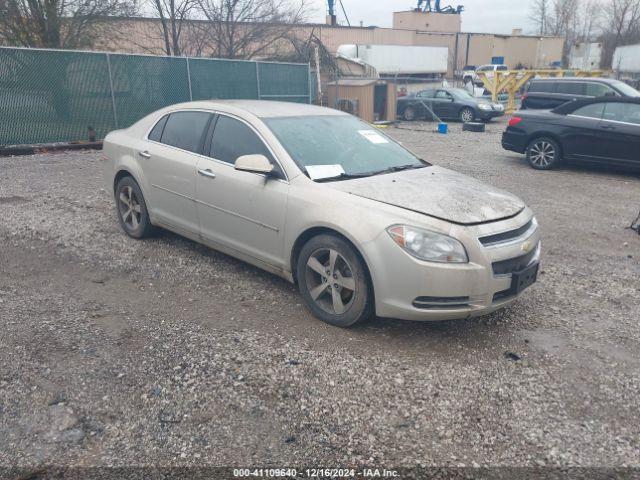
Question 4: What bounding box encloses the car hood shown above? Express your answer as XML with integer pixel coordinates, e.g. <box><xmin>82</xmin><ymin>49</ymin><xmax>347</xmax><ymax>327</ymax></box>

<box><xmin>326</xmin><ymin>166</ymin><xmax>525</xmax><ymax>225</ymax></box>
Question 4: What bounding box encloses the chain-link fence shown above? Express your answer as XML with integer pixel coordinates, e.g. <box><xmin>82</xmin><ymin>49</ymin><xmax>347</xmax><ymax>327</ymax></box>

<box><xmin>0</xmin><ymin>47</ymin><xmax>311</xmax><ymax>146</ymax></box>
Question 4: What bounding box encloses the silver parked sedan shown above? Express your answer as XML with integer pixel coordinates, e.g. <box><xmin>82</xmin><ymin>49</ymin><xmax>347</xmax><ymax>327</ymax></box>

<box><xmin>103</xmin><ymin>100</ymin><xmax>540</xmax><ymax>327</ymax></box>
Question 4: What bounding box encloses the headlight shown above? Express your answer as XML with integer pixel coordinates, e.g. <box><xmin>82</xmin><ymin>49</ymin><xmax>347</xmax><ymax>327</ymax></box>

<box><xmin>478</xmin><ymin>103</ymin><xmax>492</xmax><ymax>111</ymax></box>
<box><xmin>387</xmin><ymin>225</ymin><xmax>468</xmax><ymax>263</ymax></box>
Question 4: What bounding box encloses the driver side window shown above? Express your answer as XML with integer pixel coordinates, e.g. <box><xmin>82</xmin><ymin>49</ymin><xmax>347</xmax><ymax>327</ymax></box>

<box><xmin>209</xmin><ymin>115</ymin><xmax>284</xmax><ymax>178</ymax></box>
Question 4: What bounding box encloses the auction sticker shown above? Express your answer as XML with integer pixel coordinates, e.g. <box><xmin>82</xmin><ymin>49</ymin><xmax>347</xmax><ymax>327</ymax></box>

<box><xmin>358</xmin><ymin>130</ymin><xmax>389</xmax><ymax>144</ymax></box>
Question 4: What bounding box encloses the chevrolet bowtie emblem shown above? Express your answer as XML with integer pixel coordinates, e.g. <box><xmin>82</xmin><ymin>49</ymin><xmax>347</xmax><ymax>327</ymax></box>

<box><xmin>521</xmin><ymin>241</ymin><xmax>532</xmax><ymax>253</ymax></box>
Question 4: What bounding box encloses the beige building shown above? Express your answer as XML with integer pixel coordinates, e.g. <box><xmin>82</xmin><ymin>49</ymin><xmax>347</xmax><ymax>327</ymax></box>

<box><xmin>393</xmin><ymin>10</ymin><xmax>462</xmax><ymax>33</ymax></box>
<box><xmin>90</xmin><ymin>11</ymin><xmax>564</xmax><ymax>77</ymax></box>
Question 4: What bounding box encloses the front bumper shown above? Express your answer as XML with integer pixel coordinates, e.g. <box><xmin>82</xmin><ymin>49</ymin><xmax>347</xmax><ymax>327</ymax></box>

<box><xmin>363</xmin><ymin>209</ymin><xmax>540</xmax><ymax>321</ymax></box>
<box><xmin>478</xmin><ymin>108</ymin><xmax>505</xmax><ymax>120</ymax></box>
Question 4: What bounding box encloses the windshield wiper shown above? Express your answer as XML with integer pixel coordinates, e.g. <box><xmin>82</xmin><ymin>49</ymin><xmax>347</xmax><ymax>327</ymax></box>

<box><xmin>313</xmin><ymin>164</ymin><xmax>428</xmax><ymax>182</ymax></box>
<box><xmin>313</xmin><ymin>172</ymin><xmax>373</xmax><ymax>182</ymax></box>
<box><xmin>370</xmin><ymin>164</ymin><xmax>429</xmax><ymax>176</ymax></box>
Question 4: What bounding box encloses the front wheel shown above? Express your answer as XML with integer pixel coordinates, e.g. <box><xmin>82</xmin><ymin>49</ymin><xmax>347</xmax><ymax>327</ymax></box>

<box><xmin>459</xmin><ymin>107</ymin><xmax>475</xmax><ymax>123</ymax></box>
<box><xmin>296</xmin><ymin>234</ymin><xmax>373</xmax><ymax>327</ymax></box>
<box><xmin>115</xmin><ymin>176</ymin><xmax>155</xmax><ymax>238</ymax></box>
<box><xmin>526</xmin><ymin>137</ymin><xmax>561</xmax><ymax>170</ymax></box>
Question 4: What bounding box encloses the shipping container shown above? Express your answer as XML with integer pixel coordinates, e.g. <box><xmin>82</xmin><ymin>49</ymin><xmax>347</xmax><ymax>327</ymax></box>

<box><xmin>613</xmin><ymin>43</ymin><xmax>640</xmax><ymax>74</ymax></box>
<box><xmin>337</xmin><ymin>44</ymin><xmax>448</xmax><ymax>75</ymax></box>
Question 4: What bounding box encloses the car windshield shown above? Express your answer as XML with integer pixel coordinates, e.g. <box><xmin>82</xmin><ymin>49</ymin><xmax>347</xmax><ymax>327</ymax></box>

<box><xmin>611</xmin><ymin>80</ymin><xmax>640</xmax><ymax>97</ymax></box>
<box><xmin>264</xmin><ymin>115</ymin><xmax>428</xmax><ymax>180</ymax></box>
<box><xmin>451</xmin><ymin>88</ymin><xmax>474</xmax><ymax>99</ymax></box>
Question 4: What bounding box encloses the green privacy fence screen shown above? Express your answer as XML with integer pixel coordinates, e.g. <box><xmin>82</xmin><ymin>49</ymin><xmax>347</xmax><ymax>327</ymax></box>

<box><xmin>0</xmin><ymin>46</ymin><xmax>311</xmax><ymax>146</ymax></box>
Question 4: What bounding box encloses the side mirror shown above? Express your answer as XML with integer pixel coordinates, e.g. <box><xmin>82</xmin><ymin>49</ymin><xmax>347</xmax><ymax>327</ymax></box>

<box><xmin>234</xmin><ymin>154</ymin><xmax>274</xmax><ymax>175</ymax></box>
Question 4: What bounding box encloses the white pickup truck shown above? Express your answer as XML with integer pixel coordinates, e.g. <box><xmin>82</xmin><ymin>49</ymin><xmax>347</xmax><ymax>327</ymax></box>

<box><xmin>463</xmin><ymin>64</ymin><xmax>509</xmax><ymax>86</ymax></box>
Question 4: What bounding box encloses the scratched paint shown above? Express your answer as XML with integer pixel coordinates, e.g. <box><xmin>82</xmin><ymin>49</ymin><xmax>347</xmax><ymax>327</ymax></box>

<box><xmin>327</xmin><ymin>166</ymin><xmax>525</xmax><ymax>225</ymax></box>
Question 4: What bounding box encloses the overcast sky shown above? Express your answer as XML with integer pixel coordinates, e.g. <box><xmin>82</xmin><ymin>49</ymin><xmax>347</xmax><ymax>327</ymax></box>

<box><xmin>308</xmin><ymin>0</ymin><xmax>537</xmax><ymax>34</ymax></box>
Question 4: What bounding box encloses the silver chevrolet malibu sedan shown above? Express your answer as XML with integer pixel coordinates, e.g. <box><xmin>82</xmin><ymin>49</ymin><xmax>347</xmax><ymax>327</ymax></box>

<box><xmin>103</xmin><ymin>100</ymin><xmax>540</xmax><ymax>327</ymax></box>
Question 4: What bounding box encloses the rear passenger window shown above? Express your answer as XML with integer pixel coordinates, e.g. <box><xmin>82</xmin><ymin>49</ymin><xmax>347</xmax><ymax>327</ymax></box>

<box><xmin>528</xmin><ymin>81</ymin><xmax>555</xmax><ymax>93</ymax></box>
<box><xmin>572</xmin><ymin>103</ymin><xmax>605</xmax><ymax>119</ymax></box>
<box><xmin>556</xmin><ymin>82</ymin><xmax>585</xmax><ymax>95</ymax></box>
<box><xmin>210</xmin><ymin>115</ymin><xmax>273</xmax><ymax>165</ymax></box>
<box><xmin>148</xmin><ymin>115</ymin><xmax>168</xmax><ymax>142</ymax></box>
<box><xmin>160</xmin><ymin>111</ymin><xmax>211</xmax><ymax>153</ymax></box>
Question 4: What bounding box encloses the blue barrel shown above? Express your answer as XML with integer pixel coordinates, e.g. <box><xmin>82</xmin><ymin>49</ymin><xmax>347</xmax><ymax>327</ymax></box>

<box><xmin>438</xmin><ymin>122</ymin><xmax>448</xmax><ymax>134</ymax></box>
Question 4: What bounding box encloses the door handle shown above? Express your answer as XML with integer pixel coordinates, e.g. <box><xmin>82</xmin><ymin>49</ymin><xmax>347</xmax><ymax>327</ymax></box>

<box><xmin>600</xmin><ymin>124</ymin><xmax>616</xmax><ymax>130</ymax></box>
<box><xmin>138</xmin><ymin>150</ymin><xmax>151</xmax><ymax>159</ymax></box>
<box><xmin>198</xmin><ymin>168</ymin><xmax>216</xmax><ymax>179</ymax></box>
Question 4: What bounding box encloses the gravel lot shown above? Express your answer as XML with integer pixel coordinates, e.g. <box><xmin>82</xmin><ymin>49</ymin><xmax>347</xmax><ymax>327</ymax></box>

<box><xmin>1</xmin><ymin>120</ymin><xmax>639</xmax><ymax>474</ymax></box>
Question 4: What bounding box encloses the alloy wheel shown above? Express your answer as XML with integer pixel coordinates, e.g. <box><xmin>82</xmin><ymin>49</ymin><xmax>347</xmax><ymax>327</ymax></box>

<box><xmin>304</xmin><ymin>248</ymin><xmax>356</xmax><ymax>315</ymax></box>
<box><xmin>529</xmin><ymin>140</ymin><xmax>556</xmax><ymax>168</ymax></box>
<box><xmin>118</xmin><ymin>185</ymin><xmax>142</xmax><ymax>230</ymax></box>
<box><xmin>461</xmin><ymin>108</ymin><xmax>474</xmax><ymax>123</ymax></box>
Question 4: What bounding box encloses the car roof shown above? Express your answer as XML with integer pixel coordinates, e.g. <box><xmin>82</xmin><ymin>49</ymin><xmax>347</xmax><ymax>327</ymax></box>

<box><xmin>157</xmin><ymin>100</ymin><xmax>346</xmax><ymax>119</ymax></box>
<box><xmin>552</xmin><ymin>96</ymin><xmax>640</xmax><ymax>114</ymax></box>
<box><xmin>531</xmin><ymin>77</ymin><xmax>620</xmax><ymax>84</ymax></box>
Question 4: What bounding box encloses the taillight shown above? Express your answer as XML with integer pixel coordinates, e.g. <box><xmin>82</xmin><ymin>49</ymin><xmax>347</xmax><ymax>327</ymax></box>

<box><xmin>508</xmin><ymin>116</ymin><xmax>523</xmax><ymax>127</ymax></box>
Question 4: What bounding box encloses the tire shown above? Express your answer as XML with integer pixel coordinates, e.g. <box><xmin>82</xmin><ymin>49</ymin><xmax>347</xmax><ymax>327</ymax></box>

<box><xmin>115</xmin><ymin>176</ymin><xmax>155</xmax><ymax>239</ymax></box>
<box><xmin>459</xmin><ymin>107</ymin><xmax>475</xmax><ymax>123</ymax></box>
<box><xmin>462</xmin><ymin>122</ymin><xmax>485</xmax><ymax>132</ymax></box>
<box><xmin>296</xmin><ymin>234</ymin><xmax>373</xmax><ymax>327</ymax></box>
<box><xmin>526</xmin><ymin>137</ymin><xmax>561</xmax><ymax>170</ymax></box>
<box><xmin>403</xmin><ymin>106</ymin><xmax>416</xmax><ymax>121</ymax></box>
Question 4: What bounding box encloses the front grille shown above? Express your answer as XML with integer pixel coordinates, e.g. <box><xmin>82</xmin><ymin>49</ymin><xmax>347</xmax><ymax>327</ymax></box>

<box><xmin>479</xmin><ymin>220</ymin><xmax>533</xmax><ymax>246</ymax></box>
<box><xmin>413</xmin><ymin>296</ymin><xmax>470</xmax><ymax>309</ymax></box>
<box><xmin>492</xmin><ymin>248</ymin><xmax>537</xmax><ymax>275</ymax></box>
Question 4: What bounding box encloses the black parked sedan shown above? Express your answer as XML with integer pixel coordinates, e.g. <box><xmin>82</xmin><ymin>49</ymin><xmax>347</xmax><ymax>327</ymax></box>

<box><xmin>397</xmin><ymin>88</ymin><xmax>505</xmax><ymax>122</ymax></box>
<box><xmin>502</xmin><ymin>98</ymin><xmax>640</xmax><ymax>170</ymax></box>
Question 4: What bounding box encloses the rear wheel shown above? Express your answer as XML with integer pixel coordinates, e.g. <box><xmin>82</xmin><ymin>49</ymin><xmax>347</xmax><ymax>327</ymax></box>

<box><xmin>115</xmin><ymin>176</ymin><xmax>155</xmax><ymax>238</ymax></box>
<box><xmin>296</xmin><ymin>234</ymin><xmax>373</xmax><ymax>327</ymax></box>
<box><xmin>459</xmin><ymin>107</ymin><xmax>475</xmax><ymax>123</ymax></box>
<box><xmin>526</xmin><ymin>137</ymin><xmax>561</xmax><ymax>170</ymax></box>
<box><xmin>403</xmin><ymin>106</ymin><xmax>416</xmax><ymax>121</ymax></box>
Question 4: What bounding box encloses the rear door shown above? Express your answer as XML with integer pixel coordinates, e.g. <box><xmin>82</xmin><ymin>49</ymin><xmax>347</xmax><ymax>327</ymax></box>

<box><xmin>595</xmin><ymin>102</ymin><xmax>640</xmax><ymax>166</ymax></box>
<box><xmin>563</xmin><ymin>102</ymin><xmax>606</xmax><ymax>161</ymax></box>
<box><xmin>143</xmin><ymin>110</ymin><xmax>212</xmax><ymax>234</ymax></box>
<box><xmin>432</xmin><ymin>90</ymin><xmax>456</xmax><ymax>119</ymax></box>
<box><xmin>414</xmin><ymin>89</ymin><xmax>435</xmax><ymax>119</ymax></box>
<box><xmin>194</xmin><ymin>114</ymin><xmax>289</xmax><ymax>269</ymax></box>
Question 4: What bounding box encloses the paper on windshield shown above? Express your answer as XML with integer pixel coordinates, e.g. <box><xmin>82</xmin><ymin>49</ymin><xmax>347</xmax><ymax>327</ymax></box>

<box><xmin>358</xmin><ymin>130</ymin><xmax>389</xmax><ymax>144</ymax></box>
<box><xmin>306</xmin><ymin>164</ymin><xmax>345</xmax><ymax>180</ymax></box>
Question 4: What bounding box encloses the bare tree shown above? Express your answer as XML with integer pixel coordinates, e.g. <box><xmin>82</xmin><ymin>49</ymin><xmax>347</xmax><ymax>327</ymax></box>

<box><xmin>196</xmin><ymin>0</ymin><xmax>309</xmax><ymax>59</ymax></box>
<box><xmin>576</xmin><ymin>0</ymin><xmax>600</xmax><ymax>42</ymax></box>
<box><xmin>0</xmin><ymin>0</ymin><xmax>138</xmax><ymax>49</ymax></box>
<box><xmin>600</xmin><ymin>0</ymin><xmax>640</xmax><ymax>67</ymax></box>
<box><xmin>529</xmin><ymin>0</ymin><xmax>549</xmax><ymax>35</ymax></box>
<box><xmin>145</xmin><ymin>0</ymin><xmax>200</xmax><ymax>56</ymax></box>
